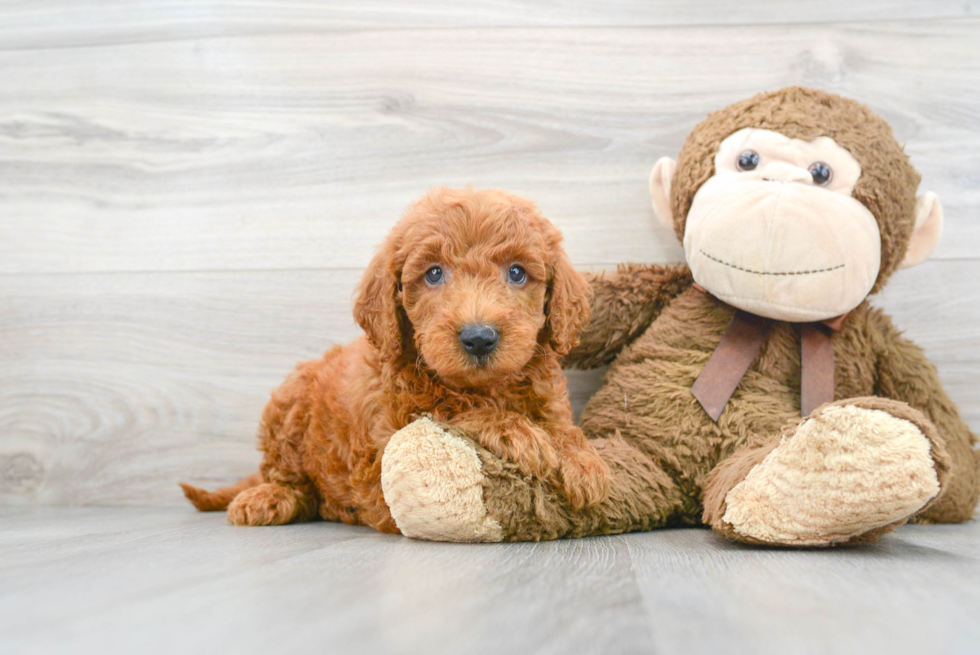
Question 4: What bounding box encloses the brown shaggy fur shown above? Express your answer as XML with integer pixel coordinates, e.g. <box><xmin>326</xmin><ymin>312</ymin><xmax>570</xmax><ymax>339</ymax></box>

<box><xmin>181</xmin><ymin>187</ymin><xmax>608</xmax><ymax>529</ymax></box>
<box><xmin>426</xmin><ymin>88</ymin><xmax>980</xmax><ymax>543</ymax></box>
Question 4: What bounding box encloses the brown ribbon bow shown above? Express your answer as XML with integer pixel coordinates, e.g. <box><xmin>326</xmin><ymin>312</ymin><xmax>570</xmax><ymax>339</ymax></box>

<box><xmin>690</xmin><ymin>306</ymin><xmax>842</xmax><ymax>423</ymax></box>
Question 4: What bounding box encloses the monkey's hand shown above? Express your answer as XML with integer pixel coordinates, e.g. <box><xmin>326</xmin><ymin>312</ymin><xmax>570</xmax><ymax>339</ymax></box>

<box><xmin>564</xmin><ymin>263</ymin><xmax>692</xmax><ymax>369</ymax></box>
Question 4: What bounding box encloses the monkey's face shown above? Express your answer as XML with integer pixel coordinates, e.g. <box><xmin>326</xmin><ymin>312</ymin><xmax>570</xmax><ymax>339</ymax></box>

<box><xmin>683</xmin><ymin>128</ymin><xmax>881</xmax><ymax>322</ymax></box>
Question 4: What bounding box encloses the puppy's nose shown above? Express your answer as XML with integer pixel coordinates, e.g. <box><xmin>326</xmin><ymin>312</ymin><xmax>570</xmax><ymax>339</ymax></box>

<box><xmin>459</xmin><ymin>324</ymin><xmax>498</xmax><ymax>358</ymax></box>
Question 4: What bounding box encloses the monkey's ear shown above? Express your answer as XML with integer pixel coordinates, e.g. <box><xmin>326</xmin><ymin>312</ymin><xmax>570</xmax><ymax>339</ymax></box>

<box><xmin>900</xmin><ymin>191</ymin><xmax>943</xmax><ymax>269</ymax></box>
<box><xmin>649</xmin><ymin>157</ymin><xmax>677</xmax><ymax>230</ymax></box>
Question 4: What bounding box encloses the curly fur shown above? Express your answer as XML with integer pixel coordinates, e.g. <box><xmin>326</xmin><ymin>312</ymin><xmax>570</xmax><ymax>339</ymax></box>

<box><xmin>180</xmin><ymin>187</ymin><xmax>607</xmax><ymax>529</ymax></box>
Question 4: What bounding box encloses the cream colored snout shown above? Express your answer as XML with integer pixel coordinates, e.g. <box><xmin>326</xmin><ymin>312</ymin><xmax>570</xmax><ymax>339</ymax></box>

<box><xmin>648</xmin><ymin>128</ymin><xmax>944</xmax><ymax>321</ymax></box>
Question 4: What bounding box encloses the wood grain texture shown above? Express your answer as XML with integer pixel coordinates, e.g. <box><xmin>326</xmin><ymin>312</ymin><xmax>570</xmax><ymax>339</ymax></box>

<box><xmin>1</xmin><ymin>507</ymin><xmax>979</xmax><ymax>655</ymax></box>
<box><xmin>0</xmin><ymin>3</ymin><xmax>978</xmax><ymax>507</ymax></box>
<box><xmin>2</xmin><ymin>19</ymin><xmax>980</xmax><ymax>274</ymax></box>
<box><xmin>0</xmin><ymin>0</ymin><xmax>975</xmax><ymax>49</ymax></box>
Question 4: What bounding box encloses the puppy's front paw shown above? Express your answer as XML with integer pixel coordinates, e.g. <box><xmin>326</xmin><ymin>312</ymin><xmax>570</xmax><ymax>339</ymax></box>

<box><xmin>493</xmin><ymin>430</ymin><xmax>561</xmax><ymax>480</ymax></box>
<box><xmin>454</xmin><ymin>411</ymin><xmax>560</xmax><ymax>480</ymax></box>
<box><xmin>559</xmin><ymin>448</ymin><xmax>610</xmax><ymax>510</ymax></box>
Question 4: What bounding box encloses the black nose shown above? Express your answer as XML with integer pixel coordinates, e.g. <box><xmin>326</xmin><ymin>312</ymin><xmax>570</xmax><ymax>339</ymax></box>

<box><xmin>459</xmin><ymin>324</ymin><xmax>498</xmax><ymax>358</ymax></box>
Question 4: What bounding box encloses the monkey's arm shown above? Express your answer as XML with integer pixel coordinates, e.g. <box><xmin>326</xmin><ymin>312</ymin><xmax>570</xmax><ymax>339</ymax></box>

<box><xmin>868</xmin><ymin>308</ymin><xmax>980</xmax><ymax>522</ymax></box>
<box><xmin>564</xmin><ymin>263</ymin><xmax>692</xmax><ymax>369</ymax></box>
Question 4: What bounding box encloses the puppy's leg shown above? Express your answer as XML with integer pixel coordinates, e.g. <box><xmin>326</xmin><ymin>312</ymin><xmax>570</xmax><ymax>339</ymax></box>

<box><xmin>452</xmin><ymin>410</ymin><xmax>560</xmax><ymax>480</ymax></box>
<box><xmin>551</xmin><ymin>425</ymin><xmax>610</xmax><ymax>510</ymax></box>
<box><xmin>227</xmin><ymin>479</ymin><xmax>318</xmax><ymax>526</ymax></box>
<box><xmin>452</xmin><ymin>411</ymin><xmax>609</xmax><ymax>510</ymax></box>
<box><xmin>231</xmin><ymin>371</ymin><xmax>319</xmax><ymax>526</ymax></box>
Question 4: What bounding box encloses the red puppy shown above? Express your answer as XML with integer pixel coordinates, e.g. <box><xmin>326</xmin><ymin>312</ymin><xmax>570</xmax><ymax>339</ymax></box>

<box><xmin>181</xmin><ymin>187</ymin><xmax>609</xmax><ymax>531</ymax></box>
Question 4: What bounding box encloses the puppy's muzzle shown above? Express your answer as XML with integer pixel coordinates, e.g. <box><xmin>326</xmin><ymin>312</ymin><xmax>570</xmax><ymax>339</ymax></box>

<box><xmin>459</xmin><ymin>324</ymin><xmax>498</xmax><ymax>359</ymax></box>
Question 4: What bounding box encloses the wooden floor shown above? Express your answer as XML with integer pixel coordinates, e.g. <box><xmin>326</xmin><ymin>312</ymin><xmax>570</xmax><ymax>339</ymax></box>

<box><xmin>2</xmin><ymin>3</ymin><xmax>980</xmax><ymax>653</ymax></box>
<box><xmin>2</xmin><ymin>506</ymin><xmax>979</xmax><ymax>655</ymax></box>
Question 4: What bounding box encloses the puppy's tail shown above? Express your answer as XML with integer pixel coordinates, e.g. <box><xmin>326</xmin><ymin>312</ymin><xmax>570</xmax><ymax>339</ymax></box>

<box><xmin>180</xmin><ymin>472</ymin><xmax>263</xmax><ymax>511</ymax></box>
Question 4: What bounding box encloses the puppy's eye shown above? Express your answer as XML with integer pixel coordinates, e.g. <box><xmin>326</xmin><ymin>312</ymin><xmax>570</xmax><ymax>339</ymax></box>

<box><xmin>508</xmin><ymin>264</ymin><xmax>527</xmax><ymax>285</ymax></box>
<box><xmin>425</xmin><ymin>266</ymin><xmax>444</xmax><ymax>286</ymax></box>
<box><xmin>808</xmin><ymin>162</ymin><xmax>833</xmax><ymax>186</ymax></box>
<box><xmin>737</xmin><ymin>150</ymin><xmax>760</xmax><ymax>171</ymax></box>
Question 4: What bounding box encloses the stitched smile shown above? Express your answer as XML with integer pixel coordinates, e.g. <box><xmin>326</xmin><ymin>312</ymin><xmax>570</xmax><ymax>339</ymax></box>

<box><xmin>699</xmin><ymin>250</ymin><xmax>845</xmax><ymax>276</ymax></box>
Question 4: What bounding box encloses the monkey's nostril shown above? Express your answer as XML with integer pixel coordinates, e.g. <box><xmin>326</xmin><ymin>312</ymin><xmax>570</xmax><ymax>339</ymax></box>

<box><xmin>459</xmin><ymin>324</ymin><xmax>498</xmax><ymax>358</ymax></box>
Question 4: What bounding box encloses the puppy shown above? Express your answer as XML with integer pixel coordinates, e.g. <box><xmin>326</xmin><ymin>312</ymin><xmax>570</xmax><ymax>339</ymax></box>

<box><xmin>181</xmin><ymin>187</ymin><xmax>609</xmax><ymax>531</ymax></box>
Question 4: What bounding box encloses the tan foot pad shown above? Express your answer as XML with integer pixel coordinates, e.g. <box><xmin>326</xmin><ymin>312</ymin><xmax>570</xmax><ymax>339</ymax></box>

<box><xmin>381</xmin><ymin>417</ymin><xmax>503</xmax><ymax>543</ymax></box>
<box><xmin>723</xmin><ymin>405</ymin><xmax>941</xmax><ymax>546</ymax></box>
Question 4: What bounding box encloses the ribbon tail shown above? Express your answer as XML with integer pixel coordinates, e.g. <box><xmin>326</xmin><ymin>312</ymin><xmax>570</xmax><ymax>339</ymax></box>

<box><xmin>691</xmin><ymin>311</ymin><xmax>772</xmax><ymax>422</ymax></box>
<box><xmin>800</xmin><ymin>323</ymin><xmax>835</xmax><ymax>417</ymax></box>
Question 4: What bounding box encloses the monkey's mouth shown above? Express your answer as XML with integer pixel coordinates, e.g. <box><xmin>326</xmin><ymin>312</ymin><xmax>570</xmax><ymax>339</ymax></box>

<box><xmin>699</xmin><ymin>250</ymin><xmax>845</xmax><ymax>277</ymax></box>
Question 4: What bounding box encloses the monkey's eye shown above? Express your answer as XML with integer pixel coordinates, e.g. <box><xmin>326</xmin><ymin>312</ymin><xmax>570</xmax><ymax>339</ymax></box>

<box><xmin>808</xmin><ymin>162</ymin><xmax>833</xmax><ymax>186</ymax></box>
<box><xmin>507</xmin><ymin>264</ymin><xmax>527</xmax><ymax>285</ymax></box>
<box><xmin>425</xmin><ymin>266</ymin><xmax>444</xmax><ymax>286</ymax></box>
<box><xmin>736</xmin><ymin>150</ymin><xmax>760</xmax><ymax>171</ymax></box>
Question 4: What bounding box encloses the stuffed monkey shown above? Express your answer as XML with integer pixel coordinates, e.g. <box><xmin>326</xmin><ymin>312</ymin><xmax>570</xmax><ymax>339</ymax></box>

<box><xmin>380</xmin><ymin>87</ymin><xmax>980</xmax><ymax>546</ymax></box>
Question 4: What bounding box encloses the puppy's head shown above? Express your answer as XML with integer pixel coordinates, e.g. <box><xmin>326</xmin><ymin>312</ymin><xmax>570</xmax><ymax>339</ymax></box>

<box><xmin>353</xmin><ymin>187</ymin><xmax>590</xmax><ymax>388</ymax></box>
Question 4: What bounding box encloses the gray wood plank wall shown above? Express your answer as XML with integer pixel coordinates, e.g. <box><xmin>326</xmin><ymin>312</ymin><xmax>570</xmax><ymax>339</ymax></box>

<box><xmin>2</xmin><ymin>1</ymin><xmax>979</xmax><ymax>506</ymax></box>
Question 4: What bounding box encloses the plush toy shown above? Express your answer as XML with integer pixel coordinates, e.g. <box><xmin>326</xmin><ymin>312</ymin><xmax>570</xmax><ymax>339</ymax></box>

<box><xmin>380</xmin><ymin>87</ymin><xmax>980</xmax><ymax>546</ymax></box>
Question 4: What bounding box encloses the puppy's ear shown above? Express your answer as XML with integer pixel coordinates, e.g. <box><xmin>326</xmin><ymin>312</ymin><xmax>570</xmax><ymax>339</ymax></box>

<box><xmin>545</xmin><ymin>239</ymin><xmax>592</xmax><ymax>356</ymax></box>
<box><xmin>353</xmin><ymin>239</ymin><xmax>404</xmax><ymax>362</ymax></box>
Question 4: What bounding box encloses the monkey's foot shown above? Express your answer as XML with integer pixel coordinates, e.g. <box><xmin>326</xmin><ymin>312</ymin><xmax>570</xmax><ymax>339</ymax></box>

<box><xmin>381</xmin><ymin>417</ymin><xmax>503</xmax><ymax>543</ymax></box>
<box><xmin>714</xmin><ymin>398</ymin><xmax>948</xmax><ymax>546</ymax></box>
